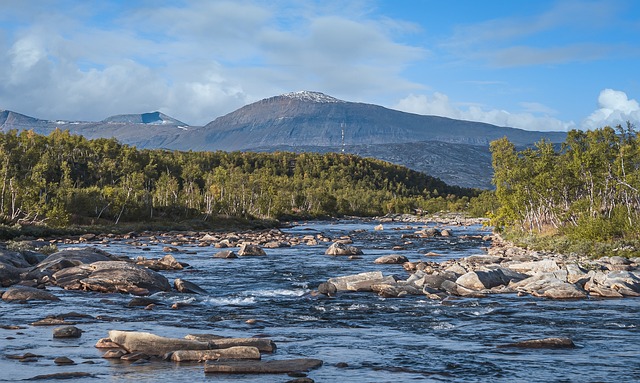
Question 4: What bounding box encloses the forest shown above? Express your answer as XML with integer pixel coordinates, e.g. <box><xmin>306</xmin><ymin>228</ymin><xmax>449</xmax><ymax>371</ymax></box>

<box><xmin>490</xmin><ymin>123</ymin><xmax>640</xmax><ymax>255</ymax></box>
<box><xmin>0</xmin><ymin>129</ymin><xmax>476</xmax><ymax>230</ymax></box>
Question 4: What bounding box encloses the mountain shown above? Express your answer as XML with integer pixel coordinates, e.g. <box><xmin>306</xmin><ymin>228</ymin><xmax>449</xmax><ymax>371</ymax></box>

<box><xmin>0</xmin><ymin>110</ymin><xmax>189</xmax><ymax>149</ymax></box>
<box><xmin>0</xmin><ymin>92</ymin><xmax>567</xmax><ymax>189</ymax></box>
<box><xmin>172</xmin><ymin>91</ymin><xmax>566</xmax><ymax>151</ymax></box>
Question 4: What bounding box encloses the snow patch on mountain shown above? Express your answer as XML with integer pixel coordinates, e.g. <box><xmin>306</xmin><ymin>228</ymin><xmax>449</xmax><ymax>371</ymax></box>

<box><xmin>281</xmin><ymin>91</ymin><xmax>345</xmax><ymax>103</ymax></box>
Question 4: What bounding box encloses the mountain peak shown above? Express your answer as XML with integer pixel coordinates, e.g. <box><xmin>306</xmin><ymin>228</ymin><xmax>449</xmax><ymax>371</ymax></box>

<box><xmin>280</xmin><ymin>91</ymin><xmax>345</xmax><ymax>104</ymax></box>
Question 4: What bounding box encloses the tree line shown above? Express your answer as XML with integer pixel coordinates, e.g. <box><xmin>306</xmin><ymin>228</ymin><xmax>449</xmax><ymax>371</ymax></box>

<box><xmin>490</xmin><ymin>123</ymin><xmax>640</xmax><ymax>242</ymax></box>
<box><xmin>0</xmin><ymin>129</ymin><xmax>476</xmax><ymax>227</ymax></box>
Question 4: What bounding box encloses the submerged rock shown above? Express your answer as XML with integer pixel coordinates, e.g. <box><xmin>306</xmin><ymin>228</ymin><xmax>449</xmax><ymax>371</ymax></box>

<box><xmin>497</xmin><ymin>337</ymin><xmax>575</xmax><ymax>349</ymax></box>
<box><xmin>204</xmin><ymin>358</ymin><xmax>323</xmax><ymax>374</ymax></box>
<box><xmin>174</xmin><ymin>278</ymin><xmax>208</xmax><ymax>294</ymax></box>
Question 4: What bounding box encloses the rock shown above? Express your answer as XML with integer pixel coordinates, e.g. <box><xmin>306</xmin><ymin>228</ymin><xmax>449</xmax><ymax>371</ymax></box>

<box><xmin>0</xmin><ymin>263</ymin><xmax>21</xmax><ymax>287</ymax></box>
<box><xmin>346</xmin><ymin>276</ymin><xmax>397</xmax><ymax>292</ymax></box>
<box><xmin>127</xmin><ymin>297</ymin><xmax>161</xmax><ymax>307</ymax></box>
<box><xmin>204</xmin><ymin>358</ymin><xmax>323</xmax><ymax>374</ymax></box>
<box><xmin>497</xmin><ymin>337</ymin><xmax>575</xmax><ymax>349</ymax></box>
<box><xmin>171</xmin><ymin>346</ymin><xmax>261</xmax><ymax>362</ymax></box>
<box><xmin>327</xmin><ymin>271</ymin><xmax>385</xmax><ymax>291</ymax></box>
<box><xmin>374</xmin><ymin>255</ymin><xmax>409</xmax><ymax>264</ymax></box>
<box><xmin>108</xmin><ymin>330</ymin><xmax>209</xmax><ymax>355</ymax></box>
<box><xmin>120</xmin><ymin>352</ymin><xmax>150</xmax><ymax>361</ymax></box>
<box><xmin>53</xmin><ymin>261</ymin><xmax>171</xmax><ymax>296</ymax></box>
<box><xmin>325</xmin><ymin>242</ymin><xmax>363</xmax><ymax>256</ymax></box>
<box><xmin>507</xmin><ymin>259</ymin><xmax>560</xmax><ymax>274</ymax></box>
<box><xmin>53</xmin><ymin>356</ymin><xmax>75</xmax><ymax>365</ymax></box>
<box><xmin>213</xmin><ymin>250</ymin><xmax>237</xmax><ymax>259</ymax></box>
<box><xmin>417</xmin><ymin>228</ymin><xmax>440</xmax><ymax>237</ymax></box>
<box><xmin>174</xmin><ymin>278</ymin><xmax>208</xmax><ymax>294</ymax></box>
<box><xmin>6</xmin><ymin>352</ymin><xmax>43</xmax><ymax>360</ymax></box>
<box><xmin>137</xmin><ymin>254</ymin><xmax>184</xmax><ymax>271</ymax></box>
<box><xmin>317</xmin><ymin>282</ymin><xmax>337</xmax><ymax>296</ymax></box>
<box><xmin>95</xmin><ymin>338</ymin><xmax>122</xmax><ymax>348</ymax></box>
<box><xmin>2</xmin><ymin>286</ymin><xmax>60</xmax><ymax>302</ymax></box>
<box><xmin>371</xmin><ymin>283</ymin><xmax>423</xmax><ymax>298</ymax></box>
<box><xmin>374</xmin><ymin>224</ymin><xmax>384</xmax><ymax>231</ymax></box>
<box><xmin>455</xmin><ymin>269</ymin><xmax>511</xmax><ymax>290</ymax></box>
<box><xmin>238</xmin><ymin>244</ymin><xmax>266</xmax><ymax>256</ymax></box>
<box><xmin>286</xmin><ymin>378</ymin><xmax>314</xmax><ymax>383</ymax></box>
<box><xmin>424</xmin><ymin>252</ymin><xmax>441</xmax><ymax>257</ymax></box>
<box><xmin>29</xmin><ymin>247</ymin><xmax>119</xmax><ymax>279</ymax></box>
<box><xmin>53</xmin><ymin>326</ymin><xmax>82</xmax><ymax>338</ymax></box>
<box><xmin>206</xmin><ymin>337</ymin><xmax>277</xmax><ymax>353</ymax></box>
<box><xmin>584</xmin><ymin>271</ymin><xmax>640</xmax><ymax>297</ymax></box>
<box><xmin>511</xmin><ymin>271</ymin><xmax>587</xmax><ymax>299</ymax></box>
<box><xmin>440</xmin><ymin>229</ymin><xmax>453</xmax><ymax>237</ymax></box>
<box><xmin>102</xmin><ymin>349</ymin><xmax>127</xmax><ymax>359</ymax></box>
<box><xmin>26</xmin><ymin>372</ymin><xmax>94</xmax><ymax>380</ymax></box>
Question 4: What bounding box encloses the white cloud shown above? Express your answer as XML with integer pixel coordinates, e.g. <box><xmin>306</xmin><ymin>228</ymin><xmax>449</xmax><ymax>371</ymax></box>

<box><xmin>394</xmin><ymin>93</ymin><xmax>575</xmax><ymax>132</ymax></box>
<box><xmin>0</xmin><ymin>1</ymin><xmax>426</xmax><ymax>124</ymax></box>
<box><xmin>582</xmin><ymin>89</ymin><xmax>640</xmax><ymax>129</ymax></box>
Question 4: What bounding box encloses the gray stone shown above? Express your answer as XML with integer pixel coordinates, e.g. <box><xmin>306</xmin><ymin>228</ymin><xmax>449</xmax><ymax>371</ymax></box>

<box><xmin>374</xmin><ymin>254</ymin><xmax>409</xmax><ymax>264</ymax></box>
<box><xmin>2</xmin><ymin>286</ymin><xmax>60</xmax><ymax>302</ymax></box>
<box><xmin>213</xmin><ymin>250</ymin><xmax>237</xmax><ymax>259</ymax></box>
<box><xmin>325</xmin><ymin>242</ymin><xmax>363</xmax><ymax>256</ymax></box>
<box><xmin>497</xmin><ymin>337</ymin><xmax>575</xmax><ymax>349</ymax></box>
<box><xmin>174</xmin><ymin>278</ymin><xmax>208</xmax><ymax>294</ymax></box>
<box><xmin>53</xmin><ymin>261</ymin><xmax>171</xmax><ymax>296</ymax></box>
<box><xmin>108</xmin><ymin>330</ymin><xmax>209</xmax><ymax>355</ymax></box>
<box><xmin>327</xmin><ymin>271</ymin><xmax>385</xmax><ymax>291</ymax></box>
<box><xmin>53</xmin><ymin>326</ymin><xmax>82</xmax><ymax>338</ymax></box>
<box><xmin>238</xmin><ymin>244</ymin><xmax>266</xmax><ymax>256</ymax></box>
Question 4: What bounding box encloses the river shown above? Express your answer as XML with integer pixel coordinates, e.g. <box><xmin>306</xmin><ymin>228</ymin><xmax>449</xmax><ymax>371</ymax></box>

<box><xmin>1</xmin><ymin>219</ymin><xmax>639</xmax><ymax>382</ymax></box>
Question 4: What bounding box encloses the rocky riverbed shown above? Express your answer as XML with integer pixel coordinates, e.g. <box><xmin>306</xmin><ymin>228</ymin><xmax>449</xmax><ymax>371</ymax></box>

<box><xmin>1</xmin><ymin>217</ymin><xmax>639</xmax><ymax>382</ymax></box>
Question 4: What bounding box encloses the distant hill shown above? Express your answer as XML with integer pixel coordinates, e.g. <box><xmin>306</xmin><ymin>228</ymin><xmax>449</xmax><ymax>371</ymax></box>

<box><xmin>0</xmin><ymin>92</ymin><xmax>567</xmax><ymax>189</ymax></box>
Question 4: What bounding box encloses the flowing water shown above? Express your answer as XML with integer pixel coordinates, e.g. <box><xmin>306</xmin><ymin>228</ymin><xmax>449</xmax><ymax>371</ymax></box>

<box><xmin>1</xmin><ymin>220</ymin><xmax>639</xmax><ymax>382</ymax></box>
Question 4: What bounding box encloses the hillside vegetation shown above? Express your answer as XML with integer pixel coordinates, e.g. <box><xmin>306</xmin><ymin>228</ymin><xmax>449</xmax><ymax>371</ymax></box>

<box><xmin>490</xmin><ymin>123</ymin><xmax>640</xmax><ymax>257</ymax></box>
<box><xmin>0</xmin><ymin>129</ymin><xmax>475</xmax><ymax>231</ymax></box>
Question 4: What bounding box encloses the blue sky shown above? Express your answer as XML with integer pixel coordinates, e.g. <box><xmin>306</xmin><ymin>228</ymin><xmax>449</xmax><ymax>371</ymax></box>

<box><xmin>1</xmin><ymin>0</ymin><xmax>639</xmax><ymax>131</ymax></box>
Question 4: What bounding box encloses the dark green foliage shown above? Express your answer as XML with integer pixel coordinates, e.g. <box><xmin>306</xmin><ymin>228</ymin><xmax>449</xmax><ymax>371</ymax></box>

<box><xmin>0</xmin><ymin>129</ymin><xmax>475</xmax><ymax>227</ymax></box>
<box><xmin>490</xmin><ymin>123</ymin><xmax>640</xmax><ymax>254</ymax></box>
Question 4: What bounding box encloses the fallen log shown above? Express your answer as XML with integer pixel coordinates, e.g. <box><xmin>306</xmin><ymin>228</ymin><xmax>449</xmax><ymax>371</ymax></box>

<box><xmin>204</xmin><ymin>358</ymin><xmax>323</xmax><ymax>374</ymax></box>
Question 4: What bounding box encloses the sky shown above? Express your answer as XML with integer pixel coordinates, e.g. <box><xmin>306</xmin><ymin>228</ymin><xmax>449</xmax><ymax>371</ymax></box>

<box><xmin>1</xmin><ymin>0</ymin><xmax>639</xmax><ymax>131</ymax></box>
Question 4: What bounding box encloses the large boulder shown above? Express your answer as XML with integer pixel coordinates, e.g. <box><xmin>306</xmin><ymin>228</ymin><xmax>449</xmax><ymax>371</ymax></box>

<box><xmin>27</xmin><ymin>248</ymin><xmax>122</xmax><ymax>280</ymax></box>
<box><xmin>325</xmin><ymin>242</ymin><xmax>363</xmax><ymax>256</ymax></box>
<box><xmin>137</xmin><ymin>254</ymin><xmax>185</xmax><ymax>271</ymax></box>
<box><xmin>108</xmin><ymin>330</ymin><xmax>209</xmax><ymax>355</ymax></box>
<box><xmin>0</xmin><ymin>249</ymin><xmax>33</xmax><ymax>268</ymax></box>
<box><xmin>510</xmin><ymin>271</ymin><xmax>587</xmax><ymax>299</ymax></box>
<box><xmin>238</xmin><ymin>244</ymin><xmax>266</xmax><ymax>256</ymax></box>
<box><xmin>327</xmin><ymin>271</ymin><xmax>386</xmax><ymax>291</ymax></box>
<box><xmin>0</xmin><ymin>263</ymin><xmax>21</xmax><ymax>287</ymax></box>
<box><xmin>455</xmin><ymin>269</ymin><xmax>511</xmax><ymax>290</ymax></box>
<box><xmin>584</xmin><ymin>271</ymin><xmax>640</xmax><ymax>297</ymax></box>
<box><xmin>506</xmin><ymin>259</ymin><xmax>560</xmax><ymax>274</ymax></box>
<box><xmin>2</xmin><ymin>286</ymin><xmax>60</xmax><ymax>301</ymax></box>
<box><xmin>53</xmin><ymin>261</ymin><xmax>171</xmax><ymax>296</ymax></box>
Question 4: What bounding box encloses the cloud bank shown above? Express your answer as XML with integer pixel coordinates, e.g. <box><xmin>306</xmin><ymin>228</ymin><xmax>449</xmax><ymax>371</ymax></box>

<box><xmin>395</xmin><ymin>89</ymin><xmax>640</xmax><ymax>132</ymax></box>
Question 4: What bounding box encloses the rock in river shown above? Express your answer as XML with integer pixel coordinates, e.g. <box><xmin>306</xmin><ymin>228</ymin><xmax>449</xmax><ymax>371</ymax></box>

<box><xmin>497</xmin><ymin>337</ymin><xmax>576</xmax><ymax>349</ymax></box>
<box><xmin>53</xmin><ymin>326</ymin><xmax>82</xmax><ymax>338</ymax></box>
<box><xmin>2</xmin><ymin>286</ymin><xmax>60</xmax><ymax>302</ymax></box>
<box><xmin>325</xmin><ymin>242</ymin><xmax>363</xmax><ymax>256</ymax></box>
<box><xmin>52</xmin><ymin>261</ymin><xmax>171</xmax><ymax>296</ymax></box>
<box><xmin>374</xmin><ymin>255</ymin><xmax>409</xmax><ymax>264</ymax></box>
<box><xmin>108</xmin><ymin>330</ymin><xmax>209</xmax><ymax>355</ymax></box>
<box><xmin>174</xmin><ymin>278</ymin><xmax>208</xmax><ymax>294</ymax></box>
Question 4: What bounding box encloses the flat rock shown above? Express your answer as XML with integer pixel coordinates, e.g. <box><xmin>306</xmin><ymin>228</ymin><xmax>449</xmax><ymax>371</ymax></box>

<box><xmin>53</xmin><ymin>261</ymin><xmax>171</xmax><ymax>296</ymax></box>
<box><xmin>374</xmin><ymin>255</ymin><xmax>409</xmax><ymax>264</ymax></box>
<box><xmin>327</xmin><ymin>271</ymin><xmax>385</xmax><ymax>291</ymax></box>
<box><xmin>498</xmin><ymin>337</ymin><xmax>575</xmax><ymax>349</ymax></box>
<box><xmin>2</xmin><ymin>286</ymin><xmax>60</xmax><ymax>302</ymax></box>
<box><xmin>204</xmin><ymin>358</ymin><xmax>323</xmax><ymax>374</ymax></box>
<box><xmin>171</xmin><ymin>346</ymin><xmax>261</xmax><ymax>362</ymax></box>
<box><xmin>26</xmin><ymin>372</ymin><xmax>94</xmax><ymax>380</ymax></box>
<box><xmin>108</xmin><ymin>330</ymin><xmax>209</xmax><ymax>355</ymax></box>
